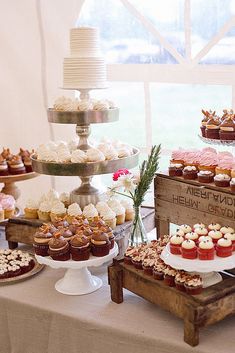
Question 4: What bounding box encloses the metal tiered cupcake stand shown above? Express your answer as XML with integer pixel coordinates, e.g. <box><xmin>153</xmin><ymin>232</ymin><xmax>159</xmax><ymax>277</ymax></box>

<box><xmin>32</xmin><ymin>101</ymin><xmax>139</xmax><ymax>208</ymax></box>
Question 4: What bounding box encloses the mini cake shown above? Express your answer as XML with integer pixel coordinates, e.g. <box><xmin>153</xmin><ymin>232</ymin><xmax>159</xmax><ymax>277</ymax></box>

<box><xmin>70</xmin><ymin>234</ymin><xmax>90</xmax><ymax>261</ymax></box>
<box><xmin>205</xmin><ymin>115</ymin><xmax>220</xmax><ymax>139</ymax></box>
<box><xmin>0</xmin><ymin>156</ymin><xmax>9</xmax><ymax>176</ymax></box>
<box><xmin>37</xmin><ymin>201</ymin><xmax>51</xmax><ymax>222</ymax></box>
<box><xmin>198</xmin><ymin>239</ymin><xmax>214</xmax><ymax>260</ymax></box>
<box><xmin>214</xmin><ymin>174</ymin><xmax>230</xmax><ymax>187</ymax></box>
<box><xmin>184</xmin><ymin>275</ymin><xmax>203</xmax><ymax>295</ymax></box>
<box><xmin>230</xmin><ymin>178</ymin><xmax>235</xmax><ymax>193</ymax></box>
<box><xmin>215</xmin><ymin>161</ymin><xmax>232</xmax><ymax>176</ymax></box>
<box><xmin>169</xmin><ymin>234</ymin><xmax>184</xmax><ymax>254</ymax></box>
<box><xmin>198</xmin><ymin>152</ymin><xmax>217</xmax><ymax>173</ymax></box>
<box><xmin>50</xmin><ymin>201</ymin><xmax>67</xmax><ymax>222</ymax></box>
<box><xmin>142</xmin><ymin>258</ymin><xmax>155</xmax><ymax>276</ymax></box>
<box><xmin>164</xmin><ymin>266</ymin><xmax>177</xmax><ymax>287</ymax></box>
<box><xmin>208</xmin><ymin>230</ymin><xmax>222</xmax><ymax>243</ymax></box>
<box><xmin>48</xmin><ymin>232</ymin><xmax>70</xmax><ymax>261</ymax></box>
<box><xmin>67</xmin><ymin>203</ymin><xmax>82</xmax><ymax>223</ymax></box>
<box><xmin>175</xmin><ymin>271</ymin><xmax>187</xmax><ymax>292</ymax></box>
<box><xmin>219</xmin><ymin>116</ymin><xmax>235</xmax><ymax>140</ymax></box>
<box><xmin>183</xmin><ymin>166</ymin><xmax>198</xmax><ymax>180</ymax></box>
<box><xmin>91</xmin><ymin>231</ymin><xmax>110</xmax><ymax>257</ymax></box>
<box><xmin>120</xmin><ymin>199</ymin><xmax>134</xmax><ymax>221</ymax></box>
<box><xmin>216</xmin><ymin>238</ymin><xmax>233</xmax><ymax>257</ymax></box>
<box><xmin>208</xmin><ymin>223</ymin><xmax>221</xmax><ymax>231</ymax></box>
<box><xmin>179</xmin><ymin>224</ymin><xmax>192</xmax><ymax>234</ymax></box>
<box><xmin>224</xmin><ymin>233</ymin><xmax>235</xmax><ymax>251</ymax></box>
<box><xmin>231</xmin><ymin>169</ymin><xmax>235</xmax><ymax>178</ymax></box>
<box><xmin>8</xmin><ymin>155</ymin><xmax>26</xmax><ymax>175</ymax></box>
<box><xmin>33</xmin><ymin>227</ymin><xmax>52</xmax><ymax>256</ymax></box>
<box><xmin>153</xmin><ymin>261</ymin><xmax>166</xmax><ymax>280</ymax></box>
<box><xmin>102</xmin><ymin>208</ymin><xmax>117</xmax><ymax>229</ymax></box>
<box><xmin>24</xmin><ymin>199</ymin><xmax>39</xmax><ymax>219</ymax></box>
<box><xmin>168</xmin><ymin>163</ymin><xmax>184</xmax><ymax>177</ymax></box>
<box><xmin>83</xmin><ymin>203</ymin><xmax>98</xmax><ymax>222</ymax></box>
<box><xmin>220</xmin><ymin>226</ymin><xmax>234</xmax><ymax>235</ymax></box>
<box><xmin>197</xmin><ymin>170</ymin><xmax>214</xmax><ymax>183</ymax></box>
<box><xmin>185</xmin><ymin>232</ymin><xmax>199</xmax><ymax>243</ymax></box>
<box><xmin>181</xmin><ymin>239</ymin><xmax>197</xmax><ymax>259</ymax></box>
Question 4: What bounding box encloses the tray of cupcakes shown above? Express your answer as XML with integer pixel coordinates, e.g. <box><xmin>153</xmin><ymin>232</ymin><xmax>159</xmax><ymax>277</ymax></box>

<box><xmin>168</xmin><ymin>147</ymin><xmax>235</xmax><ymax>192</ymax></box>
<box><xmin>0</xmin><ymin>249</ymin><xmax>44</xmax><ymax>283</ymax></box>
<box><xmin>199</xmin><ymin>109</ymin><xmax>235</xmax><ymax>144</ymax></box>
<box><xmin>124</xmin><ymin>237</ymin><xmax>203</xmax><ymax>295</ymax></box>
<box><xmin>0</xmin><ymin>147</ymin><xmax>35</xmax><ymax>177</ymax></box>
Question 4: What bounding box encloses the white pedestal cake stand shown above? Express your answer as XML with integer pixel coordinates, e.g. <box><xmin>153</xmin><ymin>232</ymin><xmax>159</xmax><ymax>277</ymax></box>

<box><xmin>161</xmin><ymin>244</ymin><xmax>235</xmax><ymax>288</ymax></box>
<box><xmin>36</xmin><ymin>243</ymin><xmax>118</xmax><ymax>296</ymax></box>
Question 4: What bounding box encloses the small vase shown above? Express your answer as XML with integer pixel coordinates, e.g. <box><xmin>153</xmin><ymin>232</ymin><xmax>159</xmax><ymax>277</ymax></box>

<box><xmin>129</xmin><ymin>206</ymin><xmax>148</xmax><ymax>247</ymax></box>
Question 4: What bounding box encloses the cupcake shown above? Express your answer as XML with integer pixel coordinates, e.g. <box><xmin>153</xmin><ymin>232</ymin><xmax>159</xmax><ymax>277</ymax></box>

<box><xmin>96</xmin><ymin>201</ymin><xmax>109</xmax><ymax>215</ymax></box>
<box><xmin>208</xmin><ymin>223</ymin><xmax>221</xmax><ymax>231</ymax></box>
<box><xmin>8</xmin><ymin>155</ymin><xmax>26</xmax><ymax>175</ymax></box>
<box><xmin>200</xmin><ymin>109</ymin><xmax>210</xmax><ymax>137</ymax></box>
<box><xmin>83</xmin><ymin>203</ymin><xmax>98</xmax><ymax>222</ymax></box>
<box><xmin>120</xmin><ymin>199</ymin><xmax>134</xmax><ymax>221</ymax></box>
<box><xmin>142</xmin><ymin>258</ymin><xmax>155</xmax><ymax>276</ymax></box>
<box><xmin>153</xmin><ymin>261</ymin><xmax>166</xmax><ymax>280</ymax></box>
<box><xmin>101</xmin><ymin>208</ymin><xmax>117</xmax><ymax>229</ymax></box>
<box><xmin>197</xmin><ymin>170</ymin><xmax>214</xmax><ymax>183</ymax></box>
<box><xmin>23</xmin><ymin>155</ymin><xmax>33</xmax><ymax>173</ymax></box>
<box><xmin>198</xmin><ymin>239</ymin><xmax>214</xmax><ymax>260</ymax></box>
<box><xmin>230</xmin><ymin>178</ymin><xmax>235</xmax><ymax>193</ymax></box>
<box><xmin>124</xmin><ymin>246</ymin><xmax>136</xmax><ymax>265</ymax></box>
<box><xmin>231</xmin><ymin>169</ymin><xmax>235</xmax><ymax>178</ymax></box>
<box><xmin>67</xmin><ymin>203</ymin><xmax>82</xmax><ymax>223</ymax></box>
<box><xmin>99</xmin><ymin>225</ymin><xmax>115</xmax><ymax>248</ymax></box>
<box><xmin>198</xmin><ymin>235</ymin><xmax>211</xmax><ymax>242</ymax></box>
<box><xmin>205</xmin><ymin>115</ymin><xmax>220</xmax><ymax>139</ymax></box>
<box><xmin>48</xmin><ymin>232</ymin><xmax>70</xmax><ymax>261</ymax></box>
<box><xmin>108</xmin><ymin>200</ymin><xmax>125</xmax><ymax>225</ymax></box>
<box><xmin>164</xmin><ymin>266</ymin><xmax>177</xmax><ymax>287</ymax></box>
<box><xmin>183</xmin><ymin>166</ymin><xmax>198</xmax><ymax>180</ymax></box>
<box><xmin>91</xmin><ymin>231</ymin><xmax>110</xmax><ymax>257</ymax></box>
<box><xmin>168</xmin><ymin>163</ymin><xmax>184</xmax><ymax>177</ymax></box>
<box><xmin>60</xmin><ymin>228</ymin><xmax>73</xmax><ymax>242</ymax></box>
<box><xmin>1</xmin><ymin>147</ymin><xmax>12</xmax><ymax>161</ymax></box>
<box><xmin>219</xmin><ymin>115</ymin><xmax>235</xmax><ymax>140</ymax></box>
<box><xmin>0</xmin><ymin>156</ymin><xmax>9</xmax><ymax>176</ymax></box>
<box><xmin>184</xmin><ymin>275</ymin><xmax>203</xmax><ymax>295</ymax></box>
<box><xmin>170</xmin><ymin>149</ymin><xmax>185</xmax><ymax>165</ymax></box>
<box><xmin>33</xmin><ymin>227</ymin><xmax>52</xmax><ymax>256</ymax></box>
<box><xmin>181</xmin><ymin>239</ymin><xmax>197</xmax><ymax>259</ymax></box>
<box><xmin>1</xmin><ymin>194</ymin><xmax>15</xmax><ymax>219</ymax></box>
<box><xmin>194</xmin><ymin>227</ymin><xmax>208</xmax><ymax>237</ymax></box>
<box><xmin>175</xmin><ymin>271</ymin><xmax>187</xmax><ymax>292</ymax></box>
<box><xmin>24</xmin><ymin>198</ymin><xmax>39</xmax><ymax>219</ymax></box>
<box><xmin>0</xmin><ymin>205</ymin><xmax>4</xmax><ymax>221</ymax></box>
<box><xmin>169</xmin><ymin>234</ymin><xmax>184</xmax><ymax>254</ymax></box>
<box><xmin>50</xmin><ymin>201</ymin><xmax>67</xmax><ymax>222</ymax></box>
<box><xmin>224</xmin><ymin>233</ymin><xmax>235</xmax><ymax>251</ymax></box>
<box><xmin>71</xmin><ymin>149</ymin><xmax>87</xmax><ymax>163</ymax></box>
<box><xmin>220</xmin><ymin>226</ymin><xmax>234</xmax><ymax>235</ymax></box>
<box><xmin>70</xmin><ymin>234</ymin><xmax>90</xmax><ymax>261</ymax></box>
<box><xmin>59</xmin><ymin>192</ymin><xmax>71</xmax><ymax>208</ymax></box>
<box><xmin>175</xmin><ymin>228</ymin><xmax>185</xmax><ymax>237</ymax></box>
<box><xmin>216</xmin><ymin>238</ymin><xmax>233</xmax><ymax>257</ymax></box>
<box><xmin>179</xmin><ymin>224</ymin><xmax>192</xmax><ymax>234</ymax></box>
<box><xmin>37</xmin><ymin>201</ymin><xmax>51</xmax><ymax>222</ymax></box>
<box><xmin>208</xmin><ymin>230</ymin><xmax>222</xmax><ymax>244</ymax></box>
<box><xmin>214</xmin><ymin>174</ymin><xmax>230</xmax><ymax>187</ymax></box>
<box><xmin>185</xmin><ymin>232</ymin><xmax>199</xmax><ymax>243</ymax></box>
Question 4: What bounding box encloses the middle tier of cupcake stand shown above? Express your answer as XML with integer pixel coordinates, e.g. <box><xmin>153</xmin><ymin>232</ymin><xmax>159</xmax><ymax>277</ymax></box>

<box><xmin>32</xmin><ymin>109</ymin><xmax>139</xmax><ymax>208</ymax></box>
<box><xmin>161</xmin><ymin>243</ymin><xmax>235</xmax><ymax>287</ymax></box>
<box><xmin>36</xmin><ymin>243</ymin><xmax>118</xmax><ymax>295</ymax></box>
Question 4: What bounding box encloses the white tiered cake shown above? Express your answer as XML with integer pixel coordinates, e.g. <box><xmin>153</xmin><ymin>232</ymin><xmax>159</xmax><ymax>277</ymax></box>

<box><xmin>63</xmin><ymin>27</ymin><xmax>107</xmax><ymax>89</ymax></box>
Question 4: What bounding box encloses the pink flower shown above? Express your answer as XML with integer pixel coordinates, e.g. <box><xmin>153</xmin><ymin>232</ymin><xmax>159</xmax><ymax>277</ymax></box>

<box><xmin>113</xmin><ymin>169</ymin><xmax>130</xmax><ymax>181</ymax></box>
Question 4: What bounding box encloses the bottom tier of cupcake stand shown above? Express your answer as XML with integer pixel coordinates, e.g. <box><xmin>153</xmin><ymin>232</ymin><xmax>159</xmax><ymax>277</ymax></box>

<box><xmin>36</xmin><ymin>243</ymin><xmax>118</xmax><ymax>295</ymax></box>
<box><xmin>161</xmin><ymin>243</ymin><xmax>235</xmax><ymax>287</ymax></box>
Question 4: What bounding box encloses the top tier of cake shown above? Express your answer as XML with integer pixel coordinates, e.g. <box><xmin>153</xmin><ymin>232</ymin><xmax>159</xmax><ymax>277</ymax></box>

<box><xmin>63</xmin><ymin>27</ymin><xmax>107</xmax><ymax>90</ymax></box>
<box><xmin>70</xmin><ymin>27</ymin><xmax>101</xmax><ymax>57</ymax></box>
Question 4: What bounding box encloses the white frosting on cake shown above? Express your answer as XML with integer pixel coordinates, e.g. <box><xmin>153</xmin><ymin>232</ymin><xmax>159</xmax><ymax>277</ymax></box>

<box><xmin>83</xmin><ymin>203</ymin><xmax>98</xmax><ymax>218</ymax></box>
<box><xmin>67</xmin><ymin>203</ymin><xmax>82</xmax><ymax>216</ymax></box>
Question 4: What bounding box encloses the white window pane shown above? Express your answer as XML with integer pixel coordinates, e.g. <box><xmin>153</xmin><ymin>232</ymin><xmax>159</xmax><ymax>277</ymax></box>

<box><xmin>78</xmin><ymin>0</ymin><xmax>178</xmax><ymax>63</ymax></box>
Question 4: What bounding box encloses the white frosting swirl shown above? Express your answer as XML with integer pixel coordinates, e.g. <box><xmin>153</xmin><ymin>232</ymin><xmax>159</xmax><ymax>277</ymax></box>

<box><xmin>37</xmin><ymin>150</ymin><xmax>58</xmax><ymax>162</ymax></box>
<box><xmin>57</xmin><ymin>149</ymin><xmax>71</xmax><ymax>163</ymax></box>
<box><xmin>83</xmin><ymin>204</ymin><xmax>98</xmax><ymax>218</ymax></box>
<box><xmin>224</xmin><ymin>233</ymin><xmax>235</xmax><ymax>241</ymax></box>
<box><xmin>208</xmin><ymin>230</ymin><xmax>222</xmax><ymax>239</ymax></box>
<box><xmin>214</xmin><ymin>174</ymin><xmax>230</xmax><ymax>181</ymax></box>
<box><xmin>39</xmin><ymin>201</ymin><xmax>51</xmax><ymax>212</ymax></box>
<box><xmin>51</xmin><ymin>201</ymin><xmax>66</xmax><ymax>214</ymax></box>
<box><xmin>25</xmin><ymin>198</ymin><xmax>39</xmax><ymax>209</ymax></box>
<box><xmin>86</xmin><ymin>148</ymin><xmax>105</xmax><ymax>162</ymax></box>
<box><xmin>120</xmin><ymin>199</ymin><xmax>133</xmax><ymax>211</ymax></box>
<box><xmin>59</xmin><ymin>192</ymin><xmax>70</xmax><ymax>204</ymax></box>
<box><xmin>47</xmin><ymin>189</ymin><xmax>59</xmax><ymax>202</ymax></box>
<box><xmin>67</xmin><ymin>203</ymin><xmax>82</xmax><ymax>216</ymax></box>
<box><xmin>108</xmin><ymin>199</ymin><xmax>121</xmax><ymax>209</ymax></box>
<box><xmin>199</xmin><ymin>240</ymin><xmax>214</xmax><ymax>249</ymax></box>
<box><xmin>96</xmin><ymin>201</ymin><xmax>110</xmax><ymax>214</ymax></box>
<box><xmin>71</xmin><ymin>149</ymin><xmax>87</xmax><ymax>163</ymax></box>
<box><xmin>110</xmin><ymin>205</ymin><xmax>125</xmax><ymax>216</ymax></box>
<box><xmin>185</xmin><ymin>232</ymin><xmax>198</xmax><ymax>240</ymax></box>
<box><xmin>220</xmin><ymin>226</ymin><xmax>234</xmax><ymax>234</ymax></box>
<box><xmin>102</xmin><ymin>208</ymin><xmax>116</xmax><ymax>220</ymax></box>
<box><xmin>217</xmin><ymin>238</ymin><xmax>232</xmax><ymax>247</ymax></box>
<box><xmin>117</xmin><ymin>147</ymin><xmax>131</xmax><ymax>158</ymax></box>
<box><xmin>170</xmin><ymin>235</ymin><xmax>184</xmax><ymax>244</ymax></box>
<box><xmin>182</xmin><ymin>239</ymin><xmax>196</xmax><ymax>249</ymax></box>
<box><xmin>68</xmin><ymin>139</ymin><xmax>79</xmax><ymax>152</ymax></box>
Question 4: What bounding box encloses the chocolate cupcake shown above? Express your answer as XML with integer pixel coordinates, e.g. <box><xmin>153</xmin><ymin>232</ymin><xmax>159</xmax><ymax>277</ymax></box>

<box><xmin>23</xmin><ymin>155</ymin><xmax>33</xmax><ymax>173</ymax></box>
<box><xmin>219</xmin><ymin>115</ymin><xmax>235</xmax><ymax>140</ymax></box>
<box><xmin>184</xmin><ymin>275</ymin><xmax>203</xmax><ymax>295</ymax></box>
<box><xmin>70</xmin><ymin>234</ymin><xmax>90</xmax><ymax>261</ymax></box>
<box><xmin>200</xmin><ymin>109</ymin><xmax>210</xmax><ymax>137</ymax></box>
<box><xmin>183</xmin><ymin>166</ymin><xmax>198</xmax><ymax>180</ymax></box>
<box><xmin>197</xmin><ymin>170</ymin><xmax>214</xmax><ymax>183</ymax></box>
<box><xmin>53</xmin><ymin>217</ymin><xmax>69</xmax><ymax>229</ymax></box>
<box><xmin>48</xmin><ymin>232</ymin><xmax>70</xmax><ymax>261</ymax></box>
<box><xmin>8</xmin><ymin>155</ymin><xmax>26</xmax><ymax>175</ymax></box>
<box><xmin>168</xmin><ymin>163</ymin><xmax>184</xmax><ymax>177</ymax></box>
<box><xmin>214</xmin><ymin>174</ymin><xmax>230</xmax><ymax>187</ymax></box>
<box><xmin>33</xmin><ymin>228</ymin><xmax>52</xmax><ymax>256</ymax></box>
<box><xmin>60</xmin><ymin>227</ymin><xmax>73</xmax><ymax>242</ymax></box>
<box><xmin>205</xmin><ymin>115</ymin><xmax>220</xmax><ymax>139</ymax></box>
<box><xmin>91</xmin><ymin>231</ymin><xmax>110</xmax><ymax>257</ymax></box>
<box><xmin>0</xmin><ymin>156</ymin><xmax>9</xmax><ymax>176</ymax></box>
<box><xmin>99</xmin><ymin>225</ymin><xmax>114</xmax><ymax>249</ymax></box>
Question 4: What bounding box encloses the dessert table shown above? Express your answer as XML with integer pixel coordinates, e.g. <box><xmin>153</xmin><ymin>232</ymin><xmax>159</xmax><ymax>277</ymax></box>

<box><xmin>0</xmin><ymin>259</ymin><xmax>235</xmax><ymax>353</ymax></box>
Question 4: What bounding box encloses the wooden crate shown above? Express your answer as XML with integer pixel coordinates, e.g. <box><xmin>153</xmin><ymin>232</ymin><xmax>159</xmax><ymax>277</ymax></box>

<box><xmin>154</xmin><ymin>173</ymin><xmax>235</xmax><ymax>236</ymax></box>
<box><xmin>108</xmin><ymin>260</ymin><xmax>235</xmax><ymax>347</ymax></box>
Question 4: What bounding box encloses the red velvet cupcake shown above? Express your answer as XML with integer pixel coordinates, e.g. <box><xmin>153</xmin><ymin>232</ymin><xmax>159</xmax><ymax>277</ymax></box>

<box><xmin>208</xmin><ymin>230</ymin><xmax>222</xmax><ymax>244</ymax></box>
<box><xmin>124</xmin><ymin>246</ymin><xmax>136</xmax><ymax>265</ymax></box>
<box><xmin>184</xmin><ymin>275</ymin><xmax>203</xmax><ymax>295</ymax></box>
<box><xmin>48</xmin><ymin>232</ymin><xmax>70</xmax><ymax>261</ymax></box>
<box><xmin>70</xmin><ymin>234</ymin><xmax>90</xmax><ymax>261</ymax></box>
<box><xmin>91</xmin><ymin>231</ymin><xmax>110</xmax><ymax>257</ymax></box>
<box><xmin>169</xmin><ymin>234</ymin><xmax>184</xmax><ymax>254</ymax></box>
<box><xmin>175</xmin><ymin>271</ymin><xmax>187</xmax><ymax>292</ymax></box>
<box><xmin>181</xmin><ymin>239</ymin><xmax>197</xmax><ymax>259</ymax></box>
<box><xmin>164</xmin><ymin>266</ymin><xmax>177</xmax><ymax>286</ymax></box>
<box><xmin>198</xmin><ymin>240</ymin><xmax>214</xmax><ymax>260</ymax></box>
<box><xmin>142</xmin><ymin>257</ymin><xmax>155</xmax><ymax>276</ymax></box>
<box><xmin>153</xmin><ymin>261</ymin><xmax>166</xmax><ymax>280</ymax></box>
<box><xmin>216</xmin><ymin>238</ymin><xmax>233</xmax><ymax>257</ymax></box>
<box><xmin>224</xmin><ymin>233</ymin><xmax>235</xmax><ymax>251</ymax></box>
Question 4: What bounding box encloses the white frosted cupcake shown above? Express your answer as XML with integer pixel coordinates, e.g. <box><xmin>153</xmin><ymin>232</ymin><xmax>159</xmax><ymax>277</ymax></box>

<box><xmin>37</xmin><ymin>201</ymin><xmax>51</xmax><ymax>222</ymax></box>
<box><xmin>179</xmin><ymin>224</ymin><xmax>192</xmax><ymax>234</ymax></box>
<box><xmin>67</xmin><ymin>203</ymin><xmax>82</xmax><ymax>223</ymax></box>
<box><xmin>50</xmin><ymin>201</ymin><xmax>67</xmax><ymax>223</ymax></box>
<box><xmin>24</xmin><ymin>199</ymin><xmax>39</xmax><ymax>219</ymax></box>
<box><xmin>96</xmin><ymin>201</ymin><xmax>110</xmax><ymax>215</ymax></box>
<box><xmin>86</xmin><ymin>148</ymin><xmax>105</xmax><ymax>162</ymax></box>
<box><xmin>101</xmin><ymin>208</ymin><xmax>117</xmax><ymax>229</ymax></box>
<box><xmin>71</xmin><ymin>149</ymin><xmax>87</xmax><ymax>163</ymax></box>
<box><xmin>220</xmin><ymin>226</ymin><xmax>234</xmax><ymax>235</ymax></box>
<box><xmin>83</xmin><ymin>203</ymin><xmax>98</xmax><ymax>221</ymax></box>
<box><xmin>59</xmin><ymin>192</ymin><xmax>71</xmax><ymax>208</ymax></box>
<box><xmin>46</xmin><ymin>189</ymin><xmax>59</xmax><ymax>203</ymax></box>
<box><xmin>110</xmin><ymin>204</ymin><xmax>125</xmax><ymax>225</ymax></box>
<box><xmin>120</xmin><ymin>199</ymin><xmax>134</xmax><ymax>221</ymax></box>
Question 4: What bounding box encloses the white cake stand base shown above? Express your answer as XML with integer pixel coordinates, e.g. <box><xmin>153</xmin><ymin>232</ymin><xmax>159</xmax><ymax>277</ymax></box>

<box><xmin>36</xmin><ymin>243</ymin><xmax>118</xmax><ymax>295</ymax></box>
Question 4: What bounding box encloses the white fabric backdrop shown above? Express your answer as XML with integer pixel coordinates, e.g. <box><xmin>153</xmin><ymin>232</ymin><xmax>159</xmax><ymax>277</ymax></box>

<box><xmin>0</xmin><ymin>0</ymin><xmax>85</xmax><ymax>207</ymax></box>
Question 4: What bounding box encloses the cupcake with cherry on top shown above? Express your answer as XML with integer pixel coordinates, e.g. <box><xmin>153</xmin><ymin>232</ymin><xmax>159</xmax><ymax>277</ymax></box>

<box><xmin>70</xmin><ymin>233</ymin><xmax>90</xmax><ymax>261</ymax></box>
<box><xmin>8</xmin><ymin>155</ymin><xmax>26</xmax><ymax>175</ymax></box>
<box><xmin>91</xmin><ymin>231</ymin><xmax>110</xmax><ymax>257</ymax></box>
<box><xmin>184</xmin><ymin>275</ymin><xmax>203</xmax><ymax>295</ymax></box>
<box><xmin>48</xmin><ymin>231</ymin><xmax>70</xmax><ymax>261</ymax></box>
<box><xmin>224</xmin><ymin>233</ymin><xmax>235</xmax><ymax>251</ymax></box>
<box><xmin>181</xmin><ymin>239</ymin><xmax>197</xmax><ymax>259</ymax></box>
<box><xmin>208</xmin><ymin>230</ymin><xmax>222</xmax><ymax>244</ymax></box>
<box><xmin>183</xmin><ymin>166</ymin><xmax>198</xmax><ymax>180</ymax></box>
<box><xmin>216</xmin><ymin>238</ymin><xmax>233</xmax><ymax>258</ymax></box>
<box><xmin>169</xmin><ymin>234</ymin><xmax>184</xmax><ymax>254</ymax></box>
<box><xmin>214</xmin><ymin>174</ymin><xmax>231</xmax><ymax>187</ymax></box>
<box><xmin>197</xmin><ymin>170</ymin><xmax>214</xmax><ymax>183</ymax></box>
<box><xmin>198</xmin><ymin>239</ymin><xmax>214</xmax><ymax>260</ymax></box>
